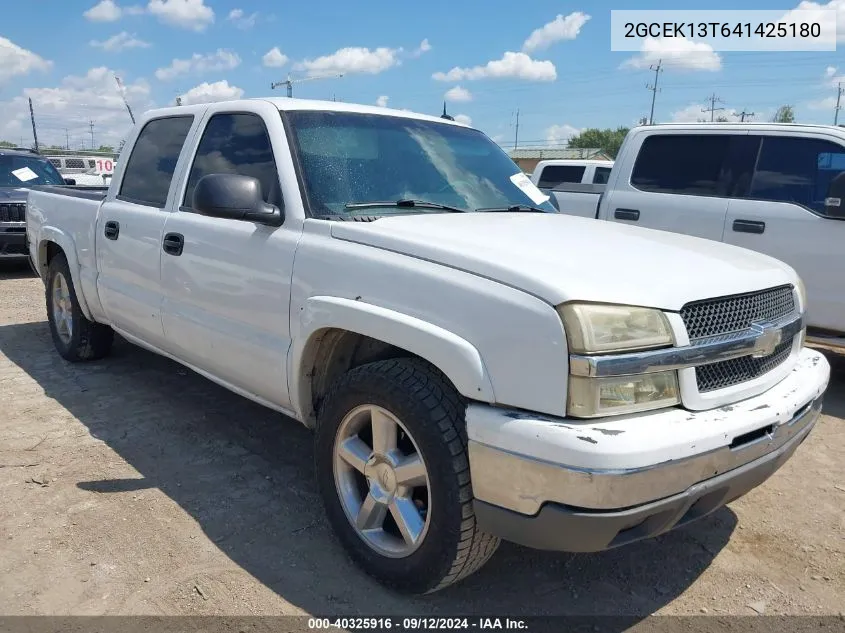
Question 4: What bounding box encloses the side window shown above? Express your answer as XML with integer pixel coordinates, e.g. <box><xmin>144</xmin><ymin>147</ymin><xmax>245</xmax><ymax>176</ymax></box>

<box><xmin>631</xmin><ymin>134</ymin><xmax>731</xmax><ymax>196</ymax></box>
<box><xmin>750</xmin><ymin>136</ymin><xmax>845</xmax><ymax>217</ymax></box>
<box><xmin>537</xmin><ymin>165</ymin><xmax>586</xmax><ymax>189</ymax></box>
<box><xmin>119</xmin><ymin>116</ymin><xmax>194</xmax><ymax>207</ymax></box>
<box><xmin>593</xmin><ymin>167</ymin><xmax>612</xmax><ymax>184</ymax></box>
<box><xmin>183</xmin><ymin>113</ymin><xmax>281</xmax><ymax>210</ymax></box>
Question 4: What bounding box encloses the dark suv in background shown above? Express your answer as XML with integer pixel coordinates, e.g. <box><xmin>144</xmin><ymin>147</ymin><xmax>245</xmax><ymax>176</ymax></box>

<box><xmin>0</xmin><ymin>148</ymin><xmax>67</xmax><ymax>266</ymax></box>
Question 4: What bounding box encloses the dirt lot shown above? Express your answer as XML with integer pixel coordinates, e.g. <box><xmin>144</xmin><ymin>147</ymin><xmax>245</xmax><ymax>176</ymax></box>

<box><xmin>0</xmin><ymin>260</ymin><xmax>843</xmax><ymax>620</ymax></box>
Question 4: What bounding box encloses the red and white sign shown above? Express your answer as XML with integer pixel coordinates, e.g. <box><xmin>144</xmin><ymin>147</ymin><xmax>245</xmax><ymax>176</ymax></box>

<box><xmin>95</xmin><ymin>158</ymin><xmax>115</xmax><ymax>175</ymax></box>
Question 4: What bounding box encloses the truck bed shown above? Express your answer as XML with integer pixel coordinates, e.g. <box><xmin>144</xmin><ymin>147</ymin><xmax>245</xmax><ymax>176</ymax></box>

<box><xmin>548</xmin><ymin>183</ymin><xmax>604</xmax><ymax>219</ymax></box>
<box><xmin>33</xmin><ymin>185</ymin><xmax>109</xmax><ymax>201</ymax></box>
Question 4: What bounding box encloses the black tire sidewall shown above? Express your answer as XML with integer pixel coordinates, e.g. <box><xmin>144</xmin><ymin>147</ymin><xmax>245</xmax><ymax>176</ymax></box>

<box><xmin>315</xmin><ymin>361</ymin><xmax>468</xmax><ymax>594</ymax></box>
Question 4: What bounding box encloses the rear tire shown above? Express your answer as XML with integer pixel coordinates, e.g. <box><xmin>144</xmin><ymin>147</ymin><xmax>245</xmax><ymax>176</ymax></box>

<box><xmin>315</xmin><ymin>357</ymin><xmax>500</xmax><ymax>594</ymax></box>
<box><xmin>46</xmin><ymin>253</ymin><xmax>113</xmax><ymax>362</ymax></box>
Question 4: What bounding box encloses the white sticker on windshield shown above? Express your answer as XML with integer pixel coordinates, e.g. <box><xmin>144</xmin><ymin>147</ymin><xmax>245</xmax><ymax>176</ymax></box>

<box><xmin>11</xmin><ymin>166</ymin><xmax>38</xmax><ymax>182</ymax></box>
<box><xmin>509</xmin><ymin>172</ymin><xmax>549</xmax><ymax>206</ymax></box>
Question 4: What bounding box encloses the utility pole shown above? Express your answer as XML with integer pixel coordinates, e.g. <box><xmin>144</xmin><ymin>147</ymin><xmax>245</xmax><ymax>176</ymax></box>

<box><xmin>65</xmin><ymin>128</ymin><xmax>70</xmax><ymax>149</ymax></box>
<box><xmin>646</xmin><ymin>59</ymin><xmax>663</xmax><ymax>125</ymax></box>
<box><xmin>28</xmin><ymin>98</ymin><xmax>39</xmax><ymax>153</ymax></box>
<box><xmin>114</xmin><ymin>75</ymin><xmax>136</xmax><ymax>124</ymax></box>
<box><xmin>702</xmin><ymin>93</ymin><xmax>725</xmax><ymax>122</ymax></box>
<box><xmin>835</xmin><ymin>82</ymin><xmax>843</xmax><ymax>126</ymax></box>
<box><xmin>514</xmin><ymin>108</ymin><xmax>520</xmax><ymax>150</ymax></box>
<box><xmin>271</xmin><ymin>72</ymin><xmax>343</xmax><ymax>98</ymax></box>
<box><xmin>89</xmin><ymin>120</ymin><xmax>95</xmax><ymax>149</ymax></box>
<box><xmin>738</xmin><ymin>109</ymin><xmax>755</xmax><ymax>122</ymax></box>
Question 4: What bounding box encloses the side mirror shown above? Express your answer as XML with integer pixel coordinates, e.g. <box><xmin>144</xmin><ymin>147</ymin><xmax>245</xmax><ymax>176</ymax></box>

<box><xmin>192</xmin><ymin>173</ymin><xmax>284</xmax><ymax>227</ymax></box>
<box><xmin>825</xmin><ymin>171</ymin><xmax>845</xmax><ymax>219</ymax></box>
<box><xmin>63</xmin><ymin>178</ymin><xmax>76</xmax><ymax>185</ymax></box>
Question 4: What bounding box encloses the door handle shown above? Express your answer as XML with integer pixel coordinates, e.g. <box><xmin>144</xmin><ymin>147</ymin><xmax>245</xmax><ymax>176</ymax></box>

<box><xmin>104</xmin><ymin>220</ymin><xmax>119</xmax><ymax>240</ymax></box>
<box><xmin>162</xmin><ymin>232</ymin><xmax>184</xmax><ymax>256</ymax></box>
<box><xmin>732</xmin><ymin>219</ymin><xmax>765</xmax><ymax>234</ymax></box>
<box><xmin>614</xmin><ymin>208</ymin><xmax>640</xmax><ymax>221</ymax></box>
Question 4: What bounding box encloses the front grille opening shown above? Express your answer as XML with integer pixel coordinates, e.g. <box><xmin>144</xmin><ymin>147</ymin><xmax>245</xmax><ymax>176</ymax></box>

<box><xmin>729</xmin><ymin>424</ymin><xmax>774</xmax><ymax>449</ymax></box>
<box><xmin>0</xmin><ymin>203</ymin><xmax>26</xmax><ymax>223</ymax></box>
<box><xmin>695</xmin><ymin>338</ymin><xmax>793</xmax><ymax>392</ymax></box>
<box><xmin>681</xmin><ymin>285</ymin><xmax>795</xmax><ymax>341</ymax></box>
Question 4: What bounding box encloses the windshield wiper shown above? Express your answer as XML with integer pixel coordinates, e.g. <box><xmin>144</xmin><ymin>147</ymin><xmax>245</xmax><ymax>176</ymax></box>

<box><xmin>475</xmin><ymin>205</ymin><xmax>549</xmax><ymax>213</ymax></box>
<box><xmin>344</xmin><ymin>199</ymin><xmax>465</xmax><ymax>213</ymax></box>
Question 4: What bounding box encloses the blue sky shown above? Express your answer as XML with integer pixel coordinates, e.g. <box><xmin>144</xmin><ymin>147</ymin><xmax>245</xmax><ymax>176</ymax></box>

<box><xmin>0</xmin><ymin>0</ymin><xmax>843</xmax><ymax>149</ymax></box>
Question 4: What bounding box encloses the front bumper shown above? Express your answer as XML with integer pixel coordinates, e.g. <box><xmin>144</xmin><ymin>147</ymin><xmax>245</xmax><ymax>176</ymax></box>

<box><xmin>0</xmin><ymin>229</ymin><xmax>28</xmax><ymax>258</ymax></box>
<box><xmin>467</xmin><ymin>347</ymin><xmax>830</xmax><ymax>552</ymax></box>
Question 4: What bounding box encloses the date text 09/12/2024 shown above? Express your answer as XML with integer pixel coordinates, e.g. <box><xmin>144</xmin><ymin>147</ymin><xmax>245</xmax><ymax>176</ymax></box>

<box><xmin>308</xmin><ymin>618</ymin><xmax>528</xmax><ymax>631</ymax></box>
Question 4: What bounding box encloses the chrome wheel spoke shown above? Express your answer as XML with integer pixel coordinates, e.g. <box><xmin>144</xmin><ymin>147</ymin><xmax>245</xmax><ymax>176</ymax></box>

<box><xmin>357</xmin><ymin>493</ymin><xmax>388</xmax><ymax>531</ymax></box>
<box><xmin>337</xmin><ymin>436</ymin><xmax>371</xmax><ymax>474</ymax></box>
<box><xmin>390</xmin><ymin>496</ymin><xmax>425</xmax><ymax>546</ymax></box>
<box><xmin>394</xmin><ymin>453</ymin><xmax>427</xmax><ymax>488</ymax></box>
<box><xmin>370</xmin><ymin>409</ymin><xmax>398</xmax><ymax>455</ymax></box>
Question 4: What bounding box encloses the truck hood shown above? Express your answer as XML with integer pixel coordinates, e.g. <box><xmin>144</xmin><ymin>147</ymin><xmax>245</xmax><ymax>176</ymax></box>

<box><xmin>329</xmin><ymin>213</ymin><xmax>798</xmax><ymax>311</ymax></box>
<box><xmin>0</xmin><ymin>187</ymin><xmax>29</xmax><ymax>203</ymax></box>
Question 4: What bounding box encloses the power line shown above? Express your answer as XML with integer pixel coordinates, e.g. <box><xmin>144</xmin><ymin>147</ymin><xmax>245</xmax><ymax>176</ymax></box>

<box><xmin>738</xmin><ymin>109</ymin><xmax>755</xmax><ymax>122</ymax></box>
<box><xmin>646</xmin><ymin>59</ymin><xmax>663</xmax><ymax>125</ymax></box>
<box><xmin>702</xmin><ymin>93</ymin><xmax>726</xmax><ymax>122</ymax></box>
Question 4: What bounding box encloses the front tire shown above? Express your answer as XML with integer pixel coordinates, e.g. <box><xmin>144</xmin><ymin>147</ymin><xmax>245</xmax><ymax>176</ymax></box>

<box><xmin>315</xmin><ymin>357</ymin><xmax>500</xmax><ymax>594</ymax></box>
<box><xmin>46</xmin><ymin>253</ymin><xmax>114</xmax><ymax>362</ymax></box>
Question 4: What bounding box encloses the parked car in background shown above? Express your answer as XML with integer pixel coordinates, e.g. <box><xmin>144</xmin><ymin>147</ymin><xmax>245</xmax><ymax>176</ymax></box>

<box><xmin>0</xmin><ymin>148</ymin><xmax>68</xmax><ymax>261</ymax></box>
<box><xmin>549</xmin><ymin>123</ymin><xmax>845</xmax><ymax>348</ymax></box>
<box><xmin>26</xmin><ymin>99</ymin><xmax>830</xmax><ymax>593</ymax></box>
<box><xmin>45</xmin><ymin>154</ymin><xmax>115</xmax><ymax>187</ymax></box>
<box><xmin>530</xmin><ymin>159</ymin><xmax>614</xmax><ymax>218</ymax></box>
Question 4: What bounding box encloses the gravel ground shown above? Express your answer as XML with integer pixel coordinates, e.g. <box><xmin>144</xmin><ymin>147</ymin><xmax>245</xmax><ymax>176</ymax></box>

<box><xmin>0</xmin><ymin>259</ymin><xmax>843</xmax><ymax>621</ymax></box>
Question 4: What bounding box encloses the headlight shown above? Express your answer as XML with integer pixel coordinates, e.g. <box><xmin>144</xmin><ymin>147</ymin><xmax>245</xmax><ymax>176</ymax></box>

<box><xmin>558</xmin><ymin>303</ymin><xmax>674</xmax><ymax>354</ymax></box>
<box><xmin>795</xmin><ymin>278</ymin><xmax>807</xmax><ymax>313</ymax></box>
<box><xmin>568</xmin><ymin>371</ymin><xmax>680</xmax><ymax>418</ymax></box>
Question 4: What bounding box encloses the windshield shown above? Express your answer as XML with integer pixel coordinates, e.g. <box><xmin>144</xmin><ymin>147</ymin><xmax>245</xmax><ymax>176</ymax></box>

<box><xmin>0</xmin><ymin>154</ymin><xmax>65</xmax><ymax>188</ymax></box>
<box><xmin>284</xmin><ymin>111</ymin><xmax>557</xmax><ymax>217</ymax></box>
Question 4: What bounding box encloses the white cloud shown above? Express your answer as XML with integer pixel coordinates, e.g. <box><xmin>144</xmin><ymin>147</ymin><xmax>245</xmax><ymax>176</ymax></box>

<box><xmin>376</xmin><ymin>95</ymin><xmax>389</xmax><ymax>107</ymax></box>
<box><xmin>411</xmin><ymin>38</ymin><xmax>431</xmax><ymax>58</ymax></box>
<box><xmin>522</xmin><ymin>12</ymin><xmax>591</xmax><ymax>53</ymax></box>
<box><xmin>90</xmin><ymin>31</ymin><xmax>151</xmax><ymax>52</ymax></box>
<box><xmin>824</xmin><ymin>65</ymin><xmax>845</xmax><ymax>85</ymax></box>
<box><xmin>0</xmin><ymin>37</ymin><xmax>52</xmax><ymax>84</ymax></box>
<box><xmin>445</xmin><ymin>85</ymin><xmax>472</xmax><ymax>102</ymax></box>
<box><xmin>262</xmin><ymin>47</ymin><xmax>288</xmax><ymax>68</ymax></box>
<box><xmin>780</xmin><ymin>0</ymin><xmax>845</xmax><ymax>44</ymax></box>
<box><xmin>84</xmin><ymin>0</ymin><xmax>123</xmax><ymax>21</ymax></box>
<box><xmin>433</xmin><ymin>51</ymin><xmax>556</xmax><ymax>82</ymax></box>
<box><xmin>545</xmin><ymin>124</ymin><xmax>580</xmax><ymax>144</ymax></box>
<box><xmin>147</xmin><ymin>0</ymin><xmax>214</xmax><ymax>31</ymax></box>
<box><xmin>297</xmin><ymin>46</ymin><xmax>400</xmax><ymax>77</ymax></box>
<box><xmin>178</xmin><ymin>80</ymin><xmax>244</xmax><ymax>105</ymax></box>
<box><xmin>0</xmin><ymin>67</ymin><xmax>151</xmax><ymax>148</ymax></box>
<box><xmin>806</xmin><ymin>96</ymin><xmax>837</xmax><ymax>110</ymax></box>
<box><xmin>454</xmin><ymin>114</ymin><xmax>473</xmax><ymax>126</ymax></box>
<box><xmin>227</xmin><ymin>8</ymin><xmax>258</xmax><ymax>29</ymax></box>
<box><xmin>622</xmin><ymin>37</ymin><xmax>722</xmax><ymax>72</ymax></box>
<box><xmin>155</xmin><ymin>49</ymin><xmax>241</xmax><ymax>81</ymax></box>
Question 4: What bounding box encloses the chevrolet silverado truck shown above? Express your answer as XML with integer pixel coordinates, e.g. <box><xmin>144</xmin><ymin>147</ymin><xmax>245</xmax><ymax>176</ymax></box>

<box><xmin>26</xmin><ymin>99</ymin><xmax>831</xmax><ymax>594</ymax></box>
<box><xmin>0</xmin><ymin>147</ymin><xmax>68</xmax><ymax>262</ymax></box>
<box><xmin>548</xmin><ymin>123</ymin><xmax>845</xmax><ymax>349</ymax></box>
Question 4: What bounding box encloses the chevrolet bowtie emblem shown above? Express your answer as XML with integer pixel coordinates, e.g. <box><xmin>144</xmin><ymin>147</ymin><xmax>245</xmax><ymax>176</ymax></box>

<box><xmin>750</xmin><ymin>322</ymin><xmax>783</xmax><ymax>358</ymax></box>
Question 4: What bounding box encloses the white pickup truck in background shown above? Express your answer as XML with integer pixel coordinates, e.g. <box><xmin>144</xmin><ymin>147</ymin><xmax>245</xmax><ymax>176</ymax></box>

<box><xmin>26</xmin><ymin>100</ymin><xmax>830</xmax><ymax>593</ymax></box>
<box><xmin>548</xmin><ymin>123</ymin><xmax>845</xmax><ymax>348</ymax></box>
<box><xmin>530</xmin><ymin>158</ymin><xmax>614</xmax><ymax>190</ymax></box>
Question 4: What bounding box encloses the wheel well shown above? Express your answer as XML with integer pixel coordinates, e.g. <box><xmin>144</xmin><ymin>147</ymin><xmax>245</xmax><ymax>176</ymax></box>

<box><xmin>302</xmin><ymin>329</ymin><xmax>429</xmax><ymax>427</ymax></box>
<box><xmin>38</xmin><ymin>241</ymin><xmax>63</xmax><ymax>276</ymax></box>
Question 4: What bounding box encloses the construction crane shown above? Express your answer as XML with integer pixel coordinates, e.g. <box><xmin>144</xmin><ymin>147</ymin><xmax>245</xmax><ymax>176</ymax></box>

<box><xmin>271</xmin><ymin>73</ymin><xmax>343</xmax><ymax>98</ymax></box>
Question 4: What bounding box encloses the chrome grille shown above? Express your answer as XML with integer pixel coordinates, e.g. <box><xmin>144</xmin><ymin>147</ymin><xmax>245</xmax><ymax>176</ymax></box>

<box><xmin>0</xmin><ymin>203</ymin><xmax>26</xmax><ymax>222</ymax></box>
<box><xmin>696</xmin><ymin>338</ymin><xmax>793</xmax><ymax>392</ymax></box>
<box><xmin>681</xmin><ymin>286</ymin><xmax>797</xmax><ymax>393</ymax></box>
<box><xmin>680</xmin><ymin>285</ymin><xmax>795</xmax><ymax>340</ymax></box>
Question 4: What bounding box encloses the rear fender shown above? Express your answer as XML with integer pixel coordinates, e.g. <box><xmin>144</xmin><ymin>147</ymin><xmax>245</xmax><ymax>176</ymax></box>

<box><xmin>37</xmin><ymin>227</ymin><xmax>95</xmax><ymax>321</ymax></box>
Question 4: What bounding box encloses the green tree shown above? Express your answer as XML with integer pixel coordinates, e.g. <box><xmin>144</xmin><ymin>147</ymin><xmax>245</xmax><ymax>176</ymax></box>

<box><xmin>566</xmin><ymin>127</ymin><xmax>630</xmax><ymax>159</ymax></box>
<box><xmin>0</xmin><ymin>140</ymin><xmax>15</xmax><ymax>148</ymax></box>
<box><xmin>772</xmin><ymin>105</ymin><xmax>795</xmax><ymax>123</ymax></box>
<box><xmin>96</xmin><ymin>144</ymin><xmax>114</xmax><ymax>153</ymax></box>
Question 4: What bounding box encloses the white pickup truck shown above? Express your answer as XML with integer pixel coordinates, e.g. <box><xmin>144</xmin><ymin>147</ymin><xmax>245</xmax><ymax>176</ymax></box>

<box><xmin>26</xmin><ymin>99</ymin><xmax>830</xmax><ymax>594</ymax></box>
<box><xmin>548</xmin><ymin>123</ymin><xmax>845</xmax><ymax>348</ymax></box>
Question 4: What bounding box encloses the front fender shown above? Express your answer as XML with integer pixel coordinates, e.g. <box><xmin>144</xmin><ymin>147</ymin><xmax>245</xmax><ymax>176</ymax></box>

<box><xmin>36</xmin><ymin>227</ymin><xmax>94</xmax><ymax>321</ymax></box>
<box><xmin>290</xmin><ymin>296</ymin><xmax>496</xmax><ymax>423</ymax></box>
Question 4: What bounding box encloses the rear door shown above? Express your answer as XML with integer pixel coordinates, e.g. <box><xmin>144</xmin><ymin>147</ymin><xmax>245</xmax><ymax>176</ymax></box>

<box><xmin>604</xmin><ymin>132</ymin><xmax>736</xmax><ymax>241</ymax></box>
<box><xmin>95</xmin><ymin>115</ymin><xmax>196</xmax><ymax>348</ymax></box>
<box><xmin>724</xmin><ymin>134</ymin><xmax>845</xmax><ymax>332</ymax></box>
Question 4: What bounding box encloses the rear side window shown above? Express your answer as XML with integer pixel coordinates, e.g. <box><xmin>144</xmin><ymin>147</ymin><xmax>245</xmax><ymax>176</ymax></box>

<box><xmin>593</xmin><ymin>166</ymin><xmax>612</xmax><ymax>184</ymax></box>
<box><xmin>632</xmin><ymin>135</ymin><xmax>730</xmax><ymax>196</ymax></box>
<box><xmin>537</xmin><ymin>165</ymin><xmax>586</xmax><ymax>188</ymax></box>
<box><xmin>750</xmin><ymin>136</ymin><xmax>845</xmax><ymax>217</ymax></box>
<box><xmin>183</xmin><ymin>113</ymin><xmax>281</xmax><ymax>209</ymax></box>
<box><xmin>119</xmin><ymin>116</ymin><xmax>194</xmax><ymax>207</ymax></box>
